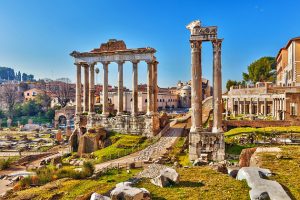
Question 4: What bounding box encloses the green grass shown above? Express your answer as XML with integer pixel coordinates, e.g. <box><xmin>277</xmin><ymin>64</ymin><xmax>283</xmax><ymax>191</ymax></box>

<box><xmin>257</xmin><ymin>146</ymin><xmax>300</xmax><ymax>200</ymax></box>
<box><xmin>93</xmin><ymin>132</ymin><xmax>153</xmax><ymax>163</ymax></box>
<box><xmin>167</xmin><ymin>136</ymin><xmax>191</xmax><ymax>166</ymax></box>
<box><xmin>225</xmin><ymin>143</ymin><xmax>256</xmax><ymax>155</ymax></box>
<box><xmin>9</xmin><ymin>168</ymin><xmax>141</xmax><ymax>200</ymax></box>
<box><xmin>135</xmin><ymin>167</ymin><xmax>250</xmax><ymax>200</ymax></box>
<box><xmin>224</xmin><ymin>126</ymin><xmax>300</xmax><ymax>137</ymax></box>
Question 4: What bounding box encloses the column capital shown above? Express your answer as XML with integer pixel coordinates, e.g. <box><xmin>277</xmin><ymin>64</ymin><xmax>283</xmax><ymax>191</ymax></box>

<box><xmin>190</xmin><ymin>40</ymin><xmax>202</xmax><ymax>49</ymax></box>
<box><xmin>117</xmin><ymin>60</ymin><xmax>125</xmax><ymax>65</ymax></box>
<box><xmin>132</xmin><ymin>60</ymin><xmax>139</xmax><ymax>64</ymax></box>
<box><xmin>101</xmin><ymin>61</ymin><xmax>110</xmax><ymax>65</ymax></box>
<box><xmin>212</xmin><ymin>39</ymin><xmax>223</xmax><ymax>52</ymax></box>
<box><xmin>146</xmin><ymin>60</ymin><xmax>155</xmax><ymax>64</ymax></box>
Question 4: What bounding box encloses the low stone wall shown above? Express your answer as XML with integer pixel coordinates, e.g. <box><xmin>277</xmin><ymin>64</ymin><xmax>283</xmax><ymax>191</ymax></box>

<box><xmin>223</xmin><ymin>120</ymin><xmax>300</xmax><ymax>130</ymax></box>
<box><xmin>14</xmin><ymin>152</ymin><xmax>53</xmax><ymax>165</ymax></box>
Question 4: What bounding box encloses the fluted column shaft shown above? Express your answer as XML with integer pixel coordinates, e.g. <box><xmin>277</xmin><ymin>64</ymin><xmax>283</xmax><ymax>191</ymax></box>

<box><xmin>212</xmin><ymin>39</ymin><xmax>223</xmax><ymax>133</ymax></box>
<box><xmin>152</xmin><ymin>61</ymin><xmax>158</xmax><ymax>113</ymax></box>
<box><xmin>117</xmin><ymin>61</ymin><xmax>124</xmax><ymax>115</ymax></box>
<box><xmin>83</xmin><ymin>65</ymin><xmax>89</xmax><ymax>112</ymax></box>
<box><xmin>132</xmin><ymin>60</ymin><xmax>139</xmax><ymax>116</ymax></box>
<box><xmin>89</xmin><ymin>63</ymin><xmax>95</xmax><ymax>113</ymax></box>
<box><xmin>102</xmin><ymin>62</ymin><xmax>109</xmax><ymax>116</ymax></box>
<box><xmin>146</xmin><ymin>61</ymin><xmax>153</xmax><ymax>115</ymax></box>
<box><xmin>75</xmin><ymin>63</ymin><xmax>82</xmax><ymax>114</ymax></box>
<box><xmin>190</xmin><ymin>40</ymin><xmax>202</xmax><ymax>132</ymax></box>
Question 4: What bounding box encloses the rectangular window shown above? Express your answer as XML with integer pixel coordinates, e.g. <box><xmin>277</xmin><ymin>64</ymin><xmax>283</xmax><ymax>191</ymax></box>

<box><xmin>290</xmin><ymin>103</ymin><xmax>298</xmax><ymax>116</ymax></box>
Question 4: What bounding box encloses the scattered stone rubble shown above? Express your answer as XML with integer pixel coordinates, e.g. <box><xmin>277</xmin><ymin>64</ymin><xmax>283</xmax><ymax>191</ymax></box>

<box><xmin>90</xmin><ymin>181</ymin><xmax>151</xmax><ymax>200</ymax></box>
<box><xmin>237</xmin><ymin>167</ymin><xmax>291</xmax><ymax>200</ymax></box>
<box><xmin>137</xmin><ymin>164</ymin><xmax>179</xmax><ymax>188</ymax></box>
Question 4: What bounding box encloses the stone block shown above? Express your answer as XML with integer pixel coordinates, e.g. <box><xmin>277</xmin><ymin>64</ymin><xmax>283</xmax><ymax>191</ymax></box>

<box><xmin>237</xmin><ymin>167</ymin><xmax>291</xmax><ymax>200</ymax></box>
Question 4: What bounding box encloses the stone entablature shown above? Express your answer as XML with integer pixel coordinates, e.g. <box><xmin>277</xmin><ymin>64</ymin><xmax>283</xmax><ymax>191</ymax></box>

<box><xmin>87</xmin><ymin>114</ymin><xmax>160</xmax><ymax>137</ymax></box>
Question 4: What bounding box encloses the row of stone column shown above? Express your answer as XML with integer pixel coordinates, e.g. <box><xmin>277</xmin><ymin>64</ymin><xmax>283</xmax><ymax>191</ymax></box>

<box><xmin>225</xmin><ymin>97</ymin><xmax>285</xmax><ymax>119</ymax></box>
<box><xmin>190</xmin><ymin>39</ymin><xmax>223</xmax><ymax>133</ymax></box>
<box><xmin>75</xmin><ymin>60</ymin><xmax>158</xmax><ymax>116</ymax></box>
<box><xmin>273</xmin><ymin>98</ymin><xmax>285</xmax><ymax>120</ymax></box>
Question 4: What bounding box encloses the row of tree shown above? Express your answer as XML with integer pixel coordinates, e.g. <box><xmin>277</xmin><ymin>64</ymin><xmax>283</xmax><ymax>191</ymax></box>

<box><xmin>0</xmin><ymin>66</ymin><xmax>35</xmax><ymax>82</ymax></box>
<box><xmin>226</xmin><ymin>57</ymin><xmax>276</xmax><ymax>91</ymax></box>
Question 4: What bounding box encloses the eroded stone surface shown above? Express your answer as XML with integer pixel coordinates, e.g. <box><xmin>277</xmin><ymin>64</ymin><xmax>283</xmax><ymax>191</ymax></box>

<box><xmin>237</xmin><ymin>167</ymin><xmax>291</xmax><ymax>200</ymax></box>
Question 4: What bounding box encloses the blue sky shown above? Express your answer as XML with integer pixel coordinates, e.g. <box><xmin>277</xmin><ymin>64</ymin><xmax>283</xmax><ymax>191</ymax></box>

<box><xmin>0</xmin><ymin>0</ymin><xmax>299</xmax><ymax>89</ymax></box>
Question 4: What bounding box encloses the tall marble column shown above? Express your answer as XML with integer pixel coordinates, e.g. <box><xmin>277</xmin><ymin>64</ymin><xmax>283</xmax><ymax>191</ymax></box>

<box><xmin>132</xmin><ymin>60</ymin><xmax>139</xmax><ymax>116</ymax></box>
<box><xmin>283</xmin><ymin>98</ymin><xmax>286</xmax><ymax>120</ymax></box>
<box><xmin>230</xmin><ymin>98</ymin><xmax>234</xmax><ymax>115</ymax></box>
<box><xmin>225</xmin><ymin>98</ymin><xmax>229</xmax><ymax>120</ymax></box>
<box><xmin>249</xmin><ymin>98</ymin><xmax>253</xmax><ymax>116</ymax></box>
<box><xmin>237</xmin><ymin>98</ymin><xmax>240</xmax><ymax>115</ymax></box>
<box><xmin>212</xmin><ymin>39</ymin><xmax>223</xmax><ymax>133</ymax></box>
<box><xmin>264</xmin><ymin>98</ymin><xmax>267</xmax><ymax>116</ymax></box>
<box><xmin>243</xmin><ymin>98</ymin><xmax>246</xmax><ymax>114</ymax></box>
<box><xmin>83</xmin><ymin>64</ymin><xmax>89</xmax><ymax>112</ymax></box>
<box><xmin>75</xmin><ymin>63</ymin><xmax>82</xmax><ymax>114</ymax></box>
<box><xmin>89</xmin><ymin>63</ymin><xmax>95</xmax><ymax>113</ymax></box>
<box><xmin>190</xmin><ymin>40</ymin><xmax>202</xmax><ymax>132</ymax></box>
<box><xmin>152</xmin><ymin>61</ymin><xmax>158</xmax><ymax>113</ymax></box>
<box><xmin>117</xmin><ymin>61</ymin><xmax>124</xmax><ymax>115</ymax></box>
<box><xmin>257</xmin><ymin>98</ymin><xmax>259</xmax><ymax>115</ymax></box>
<box><xmin>146</xmin><ymin>60</ymin><xmax>153</xmax><ymax>115</ymax></box>
<box><xmin>102</xmin><ymin>61</ymin><xmax>110</xmax><ymax>116</ymax></box>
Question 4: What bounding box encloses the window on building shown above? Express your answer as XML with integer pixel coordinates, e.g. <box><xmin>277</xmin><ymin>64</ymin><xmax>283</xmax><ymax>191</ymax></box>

<box><xmin>145</xmin><ymin>99</ymin><xmax>147</xmax><ymax>103</ymax></box>
<box><xmin>32</xmin><ymin>92</ymin><xmax>37</xmax><ymax>96</ymax></box>
<box><xmin>290</xmin><ymin>103</ymin><xmax>298</xmax><ymax>116</ymax></box>
<box><xmin>27</xmin><ymin>93</ymin><xmax>29</xmax><ymax>96</ymax></box>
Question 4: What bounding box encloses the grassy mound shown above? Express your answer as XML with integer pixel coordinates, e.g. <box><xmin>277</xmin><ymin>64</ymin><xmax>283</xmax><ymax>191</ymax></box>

<box><xmin>224</xmin><ymin>126</ymin><xmax>300</xmax><ymax>137</ymax></box>
<box><xmin>135</xmin><ymin>167</ymin><xmax>249</xmax><ymax>200</ymax></box>
<box><xmin>257</xmin><ymin>145</ymin><xmax>300</xmax><ymax>199</ymax></box>
<box><xmin>9</xmin><ymin>168</ymin><xmax>141</xmax><ymax>200</ymax></box>
<box><xmin>93</xmin><ymin>132</ymin><xmax>152</xmax><ymax>163</ymax></box>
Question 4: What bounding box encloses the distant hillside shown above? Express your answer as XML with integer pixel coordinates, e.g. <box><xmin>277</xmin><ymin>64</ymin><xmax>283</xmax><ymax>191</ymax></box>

<box><xmin>0</xmin><ymin>66</ymin><xmax>35</xmax><ymax>82</ymax></box>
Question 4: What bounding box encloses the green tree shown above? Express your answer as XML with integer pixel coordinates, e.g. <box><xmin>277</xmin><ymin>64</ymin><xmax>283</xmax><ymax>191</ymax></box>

<box><xmin>226</xmin><ymin>80</ymin><xmax>246</xmax><ymax>91</ymax></box>
<box><xmin>242</xmin><ymin>57</ymin><xmax>276</xmax><ymax>84</ymax></box>
<box><xmin>22</xmin><ymin>100</ymin><xmax>40</xmax><ymax>116</ymax></box>
<box><xmin>35</xmin><ymin>94</ymin><xmax>51</xmax><ymax>111</ymax></box>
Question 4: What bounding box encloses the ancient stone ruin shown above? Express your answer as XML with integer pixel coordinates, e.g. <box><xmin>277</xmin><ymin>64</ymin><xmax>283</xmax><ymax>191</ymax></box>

<box><xmin>69</xmin><ymin>39</ymin><xmax>161</xmax><ymax>152</ymax></box>
<box><xmin>187</xmin><ymin>20</ymin><xmax>225</xmax><ymax>162</ymax></box>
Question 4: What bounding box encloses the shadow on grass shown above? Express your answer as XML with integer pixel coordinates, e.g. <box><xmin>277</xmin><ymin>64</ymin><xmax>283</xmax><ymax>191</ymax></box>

<box><xmin>173</xmin><ymin>181</ymin><xmax>204</xmax><ymax>188</ymax></box>
<box><xmin>281</xmin><ymin>184</ymin><xmax>297</xmax><ymax>200</ymax></box>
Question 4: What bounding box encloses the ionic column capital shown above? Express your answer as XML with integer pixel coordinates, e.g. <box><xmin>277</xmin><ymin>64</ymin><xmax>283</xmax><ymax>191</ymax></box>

<box><xmin>101</xmin><ymin>61</ymin><xmax>110</xmax><ymax>65</ymax></box>
<box><xmin>117</xmin><ymin>60</ymin><xmax>125</xmax><ymax>65</ymax></box>
<box><xmin>132</xmin><ymin>60</ymin><xmax>139</xmax><ymax>64</ymax></box>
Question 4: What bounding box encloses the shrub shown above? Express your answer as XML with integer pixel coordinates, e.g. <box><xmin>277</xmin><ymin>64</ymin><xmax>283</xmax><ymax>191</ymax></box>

<box><xmin>0</xmin><ymin>158</ymin><xmax>12</xmax><ymax>170</ymax></box>
<box><xmin>83</xmin><ymin>161</ymin><xmax>95</xmax><ymax>176</ymax></box>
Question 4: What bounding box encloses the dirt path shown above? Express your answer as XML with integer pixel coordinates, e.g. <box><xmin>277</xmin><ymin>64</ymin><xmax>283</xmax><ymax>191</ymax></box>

<box><xmin>94</xmin><ymin>122</ymin><xmax>186</xmax><ymax>173</ymax></box>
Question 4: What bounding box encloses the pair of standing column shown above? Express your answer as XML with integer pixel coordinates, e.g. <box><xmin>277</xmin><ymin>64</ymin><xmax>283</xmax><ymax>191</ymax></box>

<box><xmin>190</xmin><ymin>39</ymin><xmax>223</xmax><ymax>133</ymax></box>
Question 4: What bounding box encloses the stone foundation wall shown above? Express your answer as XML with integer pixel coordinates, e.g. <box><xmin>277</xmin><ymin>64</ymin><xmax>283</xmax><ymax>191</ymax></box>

<box><xmin>189</xmin><ymin>131</ymin><xmax>225</xmax><ymax>162</ymax></box>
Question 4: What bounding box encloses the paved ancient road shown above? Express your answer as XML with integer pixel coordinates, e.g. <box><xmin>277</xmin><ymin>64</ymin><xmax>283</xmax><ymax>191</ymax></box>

<box><xmin>94</xmin><ymin>122</ymin><xmax>186</xmax><ymax>173</ymax></box>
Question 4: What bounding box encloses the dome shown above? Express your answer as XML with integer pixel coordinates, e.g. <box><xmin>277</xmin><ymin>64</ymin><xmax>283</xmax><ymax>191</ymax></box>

<box><xmin>181</xmin><ymin>85</ymin><xmax>191</xmax><ymax>90</ymax></box>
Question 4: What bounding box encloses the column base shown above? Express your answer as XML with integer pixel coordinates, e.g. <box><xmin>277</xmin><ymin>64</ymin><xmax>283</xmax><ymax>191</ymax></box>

<box><xmin>212</xmin><ymin>127</ymin><xmax>224</xmax><ymax>133</ymax></box>
<box><xmin>189</xmin><ymin>130</ymin><xmax>225</xmax><ymax>162</ymax></box>
<box><xmin>117</xmin><ymin>111</ymin><xmax>124</xmax><ymax>116</ymax></box>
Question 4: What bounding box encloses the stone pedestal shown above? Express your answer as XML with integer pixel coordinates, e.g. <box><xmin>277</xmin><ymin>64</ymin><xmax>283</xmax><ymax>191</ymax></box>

<box><xmin>189</xmin><ymin>131</ymin><xmax>225</xmax><ymax>162</ymax></box>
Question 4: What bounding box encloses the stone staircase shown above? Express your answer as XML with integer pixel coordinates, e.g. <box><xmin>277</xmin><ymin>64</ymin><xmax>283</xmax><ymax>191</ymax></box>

<box><xmin>202</xmin><ymin>96</ymin><xmax>213</xmax><ymax>125</ymax></box>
